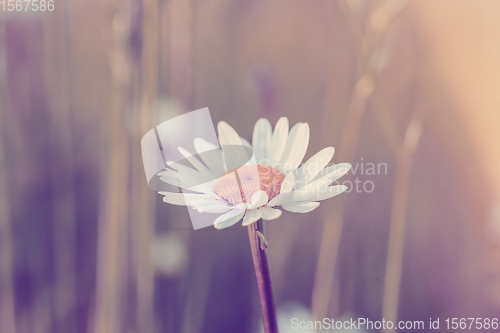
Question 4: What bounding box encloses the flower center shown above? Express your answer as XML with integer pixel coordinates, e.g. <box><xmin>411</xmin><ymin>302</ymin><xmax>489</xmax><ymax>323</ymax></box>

<box><xmin>213</xmin><ymin>164</ymin><xmax>285</xmax><ymax>206</ymax></box>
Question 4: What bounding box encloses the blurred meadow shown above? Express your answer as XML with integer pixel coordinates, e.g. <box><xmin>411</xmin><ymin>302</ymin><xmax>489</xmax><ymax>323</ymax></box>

<box><xmin>2</xmin><ymin>0</ymin><xmax>500</xmax><ymax>332</ymax></box>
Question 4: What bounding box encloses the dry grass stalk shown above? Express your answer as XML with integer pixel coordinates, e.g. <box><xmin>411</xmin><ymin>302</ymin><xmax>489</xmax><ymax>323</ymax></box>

<box><xmin>382</xmin><ymin>106</ymin><xmax>426</xmax><ymax>333</ymax></box>
<box><xmin>92</xmin><ymin>2</ymin><xmax>131</xmax><ymax>332</ymax></box>
<box><xmin>313</xmin><ymin>0</ymin><xmax>407</xmax><ymax>321</ymax></box>
<box><xmin>43</xmin><ymin>6</ymin><xmax>77</xmax><ymax>330</ymax></box>
<box><xmin>129</xmin><ymin>0</ymin><xmax>160</xmax><ymax>330</ymax></box>
<box><xmin>0</xmin><ymin>23</ymin><xmax>17</xmax><ymax>333</ymax></box>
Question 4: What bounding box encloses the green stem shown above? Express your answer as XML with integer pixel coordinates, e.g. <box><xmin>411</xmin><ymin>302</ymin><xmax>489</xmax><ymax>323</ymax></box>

<box><xmin>248</xmin><ymin>219</ymin><xmax>279</xmax><ymax>333</ymax></box>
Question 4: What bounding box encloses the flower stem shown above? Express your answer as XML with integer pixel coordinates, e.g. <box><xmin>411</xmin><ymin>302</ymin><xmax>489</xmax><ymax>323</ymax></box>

<box><xmin>248</xmin><ymin>220</ymin><xmax>279</xmax><ymax>333</ymax></box>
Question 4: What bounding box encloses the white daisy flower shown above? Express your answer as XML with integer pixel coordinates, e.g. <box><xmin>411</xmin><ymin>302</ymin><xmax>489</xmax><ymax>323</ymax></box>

<box><xmin>158</xmin><ymin>117</ymin><xmax>351</xmax><ymax>229</ymax></box>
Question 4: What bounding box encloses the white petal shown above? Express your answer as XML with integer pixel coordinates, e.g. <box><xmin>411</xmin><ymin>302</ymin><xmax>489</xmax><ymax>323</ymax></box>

<box><xmin>242</xmin><ymin>209</ymin><xmax>262</xmax><ymax>226</ymax></box>
<box><xmin>185</xmin><ymin>181</ymin><xmax>220</xmax><ymax>199</ymax></box>
<box><xmin>268</xmin><ymin>117</ymin><xmax>289</xmax><ymax>166</ymax></box>
<box><xmin>260</xmin><ymin>206</ymin><xmax>282</xmax><ymax>220</ymax></box>
<box><xmin>266</xmin><ymin>172</ymin><xmax>295</xmax><ymax>206</ymax></box>
<box><xmin>159</xmin><ymin>173</ymin><xmax>183</xmax><ymax>188</ymax></box>
<box><xmin>295</xmin><ymin>185</ymin><xmax>347</xmax><ymax>202</ymax></box>
<box><xmin>224</xmin><ymin>151</ymin><xmax>254</xmax><ymax>172</ymax></box>
<box><xmin>313</xmin><ymin>163</ymin><xmax>351</xmax><ymax>184</ymax></box>
<box><xmin>193</xmin><ymin>138</ymin><xmax>225</xmax><ymax>175</ymax></box>
<box><xmin>240</xmin><ymin>137</ymin><xmax>252</xmax><ymax>148</ymax></box>
<box><xmin>177</xmin><ymin>147</ymin><xmax>217</xmax><ymax>178</ymax></box>
<box><xmin>217</xmin><ymin>121</ymin><xmax>243</xmax><ymax>146</ymax></box>
<box><xmin>235</xmin><ymin>202</ymin><xmax>251</xmax><ymax>210</ymax></box>
<box><xmin>292</xmin><ymin>163</ymin><xmax>351</xmax><ymax>202</ymax></box>
<box><xmin>252</xmin><ymin>118</ymin><xmax>272</xmax><ymax>164</ymax></box>
<box><xmin>250</xmin><ymin>190</ymin><xmax>269</xmax><ymax>209</ymax></box>
<box><xmin>159</xmin><ymin>169</ymin><xmax>217</xmax><ymax>197</ymax></box>
<box><xmin>168</xmin><ymin>163</ymin><xmax>212</xmax><ymax>187</ymax></box>
<box><xmin>281</xmin><ymin>172</ymin><xmax>295</xmax><ymax>193</ymax></box>
<box><xmin>294</xmin><ymin>147</ymin><xmax>335</xmax><ymax>188</ymax></box>
<box><xmin>195</xmin><ymin>205</ymin><xmax>232</xmax><ymax>214</ymax></box>
<box><xmin>280</xmin><ymin>123</ymin><xmax>309</xmax><ymax>172</ymax></box>
<box><xmin>181</xmin><ymin>196</ymin><xmax>223</xmax><ymax>206</ymax></box>
<box><xmin>193</xmin><ymin>200</ymin><xmax>232</xmax><ymax>213</ymax></box>
<box><xmin>291</xmin><ymin>178</ymin><xmax>331</xmax><ymax>202</ymax></box>
<box><xmin>282</xmin><ymin>201</ymin><xmax>320</xmax><ymax>213</ymax></box>
<box><xmin>214</xmin><ymin>209</ymin><xmax>245</xmax><ymax>229</ymax></box>
<box><xmin>194</xmin><ymin>137</ymin><xmax>219</xmax><ymax>152</ymax></box>
<box><xmin>267</xmin><ymin>191</ymin><xmax>293</xmax><ymax>207</ymax></box>
<box><xmin>160</xmin><ymin>192</ymin><xmax>211</xmax><ymax>206</ymax></box>
<box><xmin>157</xmin><ymin>169</ymin><xmax>174</xmax><ymax>177</ymax></box>
<box><xmin>218</xmin><ymin>121</ymin><xmax>248</xmax><ymax>171</ymax></box>
<box><xmin>277</xmin><ymin>122</ymin><xmax>301</xmax><ymax>166</ymax></box>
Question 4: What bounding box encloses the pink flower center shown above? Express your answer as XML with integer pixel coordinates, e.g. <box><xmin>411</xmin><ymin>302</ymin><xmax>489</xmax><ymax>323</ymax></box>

<box><xmin>213</xmin><ymin>164</ymin><xmax>285</xmax><ymax>206</ymax></box>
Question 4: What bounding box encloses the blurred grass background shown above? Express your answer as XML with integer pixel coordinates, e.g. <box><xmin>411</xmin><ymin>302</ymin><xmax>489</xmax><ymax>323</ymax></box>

<box><xmin>1</xmin><ymin>0</ymin><xmax>500</xmax><ymax>332</ymax></box>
